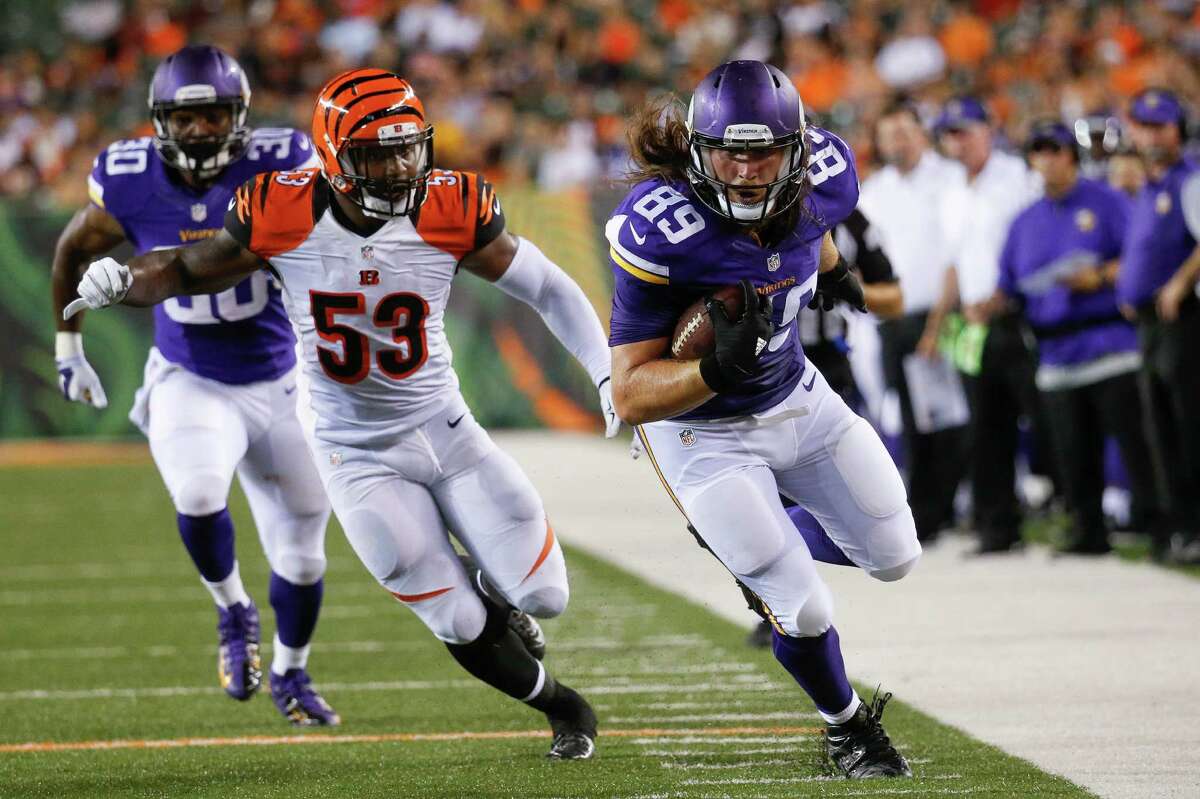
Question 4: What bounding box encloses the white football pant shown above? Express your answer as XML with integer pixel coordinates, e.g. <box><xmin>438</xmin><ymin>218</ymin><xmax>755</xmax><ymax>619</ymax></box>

<box><xmin>305</xmin><ymin>391</ymin><xmax>568</xmax><ymax>645</ymax></box>
<box><xmin>638</xmin><ymin>364</ymin><xmax>921</xmax><ymax>638</ymax></box>
<box><xmin>138</xmin><ymin>348</ymin><xmax>331</xmax><ymax>586</ymax></box>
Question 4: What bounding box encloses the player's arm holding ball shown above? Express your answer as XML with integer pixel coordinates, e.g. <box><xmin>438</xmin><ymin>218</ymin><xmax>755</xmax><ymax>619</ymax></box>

<box><xmin>611</xmin><ymin>278</ymin><xmax>773</xmax><ymax>425</ymax></box>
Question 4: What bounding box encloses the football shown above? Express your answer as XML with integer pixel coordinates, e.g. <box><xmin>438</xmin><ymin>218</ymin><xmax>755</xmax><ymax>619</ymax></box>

<box><xmin>670</xmin><ymin>284</ymin><xmax>745</xmax><ymax>360</ymax></box>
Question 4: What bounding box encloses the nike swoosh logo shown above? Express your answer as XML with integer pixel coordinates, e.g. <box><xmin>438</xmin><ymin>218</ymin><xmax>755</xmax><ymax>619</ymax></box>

<box><xmin>447</xmin><ymin>414</ymin><xmax>466</xmax><ymax>428</ymax></box>
<box><xmin>284</xmin><ymin>385</ymin><xmax>297</xmax><ymax>395</ymax></box>
<box><xmin>628</xmin><ymin>221</ymin><xmax>646</xmax><ymax>246</ymax></box>
<box><xmin>802</xmin><ymin>369</ymin><xmax>816</xmax><ymax>392</ymax></box>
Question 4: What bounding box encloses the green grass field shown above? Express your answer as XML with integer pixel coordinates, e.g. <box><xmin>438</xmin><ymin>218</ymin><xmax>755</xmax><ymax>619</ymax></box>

<box><xmin>0</xmin><ymin>460</ymin><xmax>1096</xmax><ymax>798</ymax></box>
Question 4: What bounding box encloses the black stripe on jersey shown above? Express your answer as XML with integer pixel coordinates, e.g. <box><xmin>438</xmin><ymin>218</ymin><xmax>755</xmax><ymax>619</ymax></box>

<box><xmin>343</xmin><ymin>106</ymin><xmax>425</xmax><ymax>140</ymax></box>
<box><xmin>257</xmin><ymin>174</ymin><xmax>270</xmax><ymax>214</ymax></box>
<box><xmin>311</xmin><ymin>175</ymin><xmax>331</xmax><ymax>223</ymax></box>
<box><xmin>459</xmin><ymin>172</ymin><xmax>470</xmax><ymax>210</ymax></box>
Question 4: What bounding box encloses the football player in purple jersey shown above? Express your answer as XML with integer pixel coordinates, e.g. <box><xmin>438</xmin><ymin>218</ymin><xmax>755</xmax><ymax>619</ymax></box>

<box><xmin>607</xmin><ymin>61</ymin><xmax>919</xmax><ymax>778</ymax></box>
<box><xmin>50</xmin><ymin>45</ymin><xmax>339</xmax><ymax>726</ymax></box>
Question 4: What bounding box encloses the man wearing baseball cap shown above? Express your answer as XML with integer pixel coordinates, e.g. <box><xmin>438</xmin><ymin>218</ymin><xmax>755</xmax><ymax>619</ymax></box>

<box><xmin>1117</xmin><ymin>88</ymin><xmax>1200</xmax><ymax>561</ymax></box>
<box><xmin>996</xmin><ymin>120</ymin><xmax>1163</xmax><ymax>555</ymax></box>
<box><xmin>935</xmin><ymin>96</ymin><xmax>1046</xmax><ymax>554</ymax></box>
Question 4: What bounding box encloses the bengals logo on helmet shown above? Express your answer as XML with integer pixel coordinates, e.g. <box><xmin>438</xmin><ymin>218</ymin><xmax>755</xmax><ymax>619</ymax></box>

<box><xmin>311</xmin><ymin>69</ymin><xmax>434</xmax><ymax>218</ymax></box>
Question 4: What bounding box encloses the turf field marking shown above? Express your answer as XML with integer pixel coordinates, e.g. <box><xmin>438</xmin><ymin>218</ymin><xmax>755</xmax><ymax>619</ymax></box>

<box><xmin>630</xmin><ymin>735</ymin><xmax>815</xmax><ymax>745</ymax></box>
<box><xmin>645</xmin><ymin>746</ymin><xmax>812</xmax><ymax>756</ymax></box>
<box><xmin>608</xmin><ymin>711</ymin><xmax>820</xmax><ymax>723</ymax></box>
<box><xmin>0</xmin><ymin>725</ymin><xmax>821</xmax><ymax>754</ymax></box>
<box><xmin>0</xmin><ymin>636</ymin><xmax>713</xmax><ymax>664</ymax></box>
<box><xmin>0</xmin><ymin>677</ymin><xmax>781</xmax><ymax>703</ymax></box>
<box><xmin>660</xmin><ymin>759</ymin><xmax>794</xmax><ymax>769</ymax></box>
<box><xmin>595</xmin><ymin>700</ymin><xmax>758</xmax><ymax>712</ymax></box>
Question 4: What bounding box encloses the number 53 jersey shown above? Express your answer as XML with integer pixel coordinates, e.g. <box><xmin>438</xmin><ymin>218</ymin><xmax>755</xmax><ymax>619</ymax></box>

<box><xmin>89</xmin><ymin>128</ymin><xmax>317</xmax><ymax>384</ymax></box>
<box><xmin>222</xmin><ymin>168</ymin><xmax>506</xmax><ymax>446</ymax></box>
<box><xmin>606</xmin><ymin>126</ymin><xmax>860</xmax><ymax>422</ymax></box>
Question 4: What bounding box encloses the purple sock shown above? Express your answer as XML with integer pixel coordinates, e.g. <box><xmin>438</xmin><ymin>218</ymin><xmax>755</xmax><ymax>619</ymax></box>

<box><xmin>177</xmin><ymin>510</ymin><xmax>236</xmax><ymax>582</ymax></box>
<box><xmin>269</xmin><ymin>572</ymin><xmax>324</xmax><ymax>648</ymax></box>
<box><xmin>786</xmin><ymin>506</ymin><xmax>854</xmax><ymax>567</ymax></box>
<box><xmin>772</xmin><ymin>625</ymin><xmax>854</xmax><ymax>717</ymax></box>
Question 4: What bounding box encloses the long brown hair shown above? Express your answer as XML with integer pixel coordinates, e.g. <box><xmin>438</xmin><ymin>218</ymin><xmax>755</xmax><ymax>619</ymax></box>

<box><xmin>623</xmin><ymin>94</ymin><xmax>691</xmax><ymax>185</ymax></box>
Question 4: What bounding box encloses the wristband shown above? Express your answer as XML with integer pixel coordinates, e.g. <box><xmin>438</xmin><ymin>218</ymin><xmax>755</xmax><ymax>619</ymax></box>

<box><xmin>55</xmin><ymin>331</ymin><xmax>84</xmax><ymax>360</ymax></box>
<box><xmin>699</xmin><ymin>354</ymin><xmax>735</xmax><ymax>393</ymax></box>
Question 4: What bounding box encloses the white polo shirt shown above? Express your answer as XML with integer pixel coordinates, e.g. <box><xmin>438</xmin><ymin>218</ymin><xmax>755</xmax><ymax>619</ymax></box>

<box><xmin>940</xmin><ymin>148</ymin><xmax>1042</xmax><ymax>306</ymax></box>
<box><xmin>860</xmin><ymin>150</ymin><xmax>966</xmax><ymax>314</ymax></box>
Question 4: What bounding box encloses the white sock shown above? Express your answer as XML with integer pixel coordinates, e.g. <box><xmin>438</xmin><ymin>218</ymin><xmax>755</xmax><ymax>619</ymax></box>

<box><xmin>202</xmin><ymin>562</ymin><xmax>252</xmax><ymax>609</ymax></box>
<box><xmin>271</xmin><ymin>633</ymin><xmax>311</xmax><ymax>676</ymax></box>
<box><xmin>819</xmin><ymin>691</ymin><xmax>861</xmax><ymax>726</ymax></box>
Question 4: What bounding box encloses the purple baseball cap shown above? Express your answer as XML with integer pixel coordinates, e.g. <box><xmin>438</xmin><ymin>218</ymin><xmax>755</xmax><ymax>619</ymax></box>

<box><xmin>1129</xmin><ymin>88</ymin><xmax>1185</xmax><ymax>126</ymax></box>
<box><xmin>934</xmin><ymin>96</ymin><xmax>988</xmax><ymax>133</ymax></box>
<box><xmin>1027</xmin><ymin>120</ymin><xmax>1075</xmax><ymax>149</ymax></box>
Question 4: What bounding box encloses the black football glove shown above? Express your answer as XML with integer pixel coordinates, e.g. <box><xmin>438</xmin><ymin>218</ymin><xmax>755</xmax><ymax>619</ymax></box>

<box><xmin>699</xmin><ymin>278</ymin><xmax>773</xmax><ymax>393</ymax></box>
<box><xmin>808</xmin><ymin>256</ymin><xmax>867</xmax><ymax>313</ymax></box>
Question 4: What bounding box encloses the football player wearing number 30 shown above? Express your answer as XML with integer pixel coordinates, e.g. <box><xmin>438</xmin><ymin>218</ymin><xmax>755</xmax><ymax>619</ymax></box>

<box><xmin>50</xmin><ymin>45</ymin><xmax>341</xmax><ymax>727</ymax></box>
<box><xmin>607</xmin><ymin>61</ymin><xmax>921</xmax><ymax>778</ymax></box>
<box><xmin>64</xmin><ymin>68</ymin><xmax>617</xmax><ymax>760</ymax></box>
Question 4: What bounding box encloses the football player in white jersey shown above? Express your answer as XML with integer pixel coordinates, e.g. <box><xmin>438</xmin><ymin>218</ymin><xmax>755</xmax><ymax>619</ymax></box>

<box><xmin>64</xmin><ymin>68</ymin><xmax>618</xmax><ymax>760</ymax></box>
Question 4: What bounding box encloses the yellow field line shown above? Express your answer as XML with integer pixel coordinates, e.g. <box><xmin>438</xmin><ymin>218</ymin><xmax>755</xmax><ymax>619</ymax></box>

<box><xmin>0</xmin><ymin>725</ymin><xmax>821</xmax><ymax>754</ymax></box>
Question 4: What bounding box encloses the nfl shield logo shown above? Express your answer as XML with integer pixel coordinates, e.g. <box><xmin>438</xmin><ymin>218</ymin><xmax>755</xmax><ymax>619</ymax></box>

<box><xmin>767</xmin><ymin>253</ymin><xmax>781</xmax><ymax>272</ymax></box>
<box><xmin>191</xmin><ymin>203</ymin><xmax>207</xmax><ymax>223</ymax></box>
<box><xmin>678</xmin><ymin>428</ymin><xmax>696</xmax><ymax>448</ymax></box>
<box><xmin>361</xmin><ymin>245</ymin><xmax>375</xmax><ymax>260</ymax></box>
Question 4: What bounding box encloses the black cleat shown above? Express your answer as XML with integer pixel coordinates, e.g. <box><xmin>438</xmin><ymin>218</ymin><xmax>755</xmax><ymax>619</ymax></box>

<box><xmin>546</xmin><ymin>685</ymin><xmax>597</xmax><ymax>760</ymax></box>
<box><xmin>508</xmin><ymin>609</ymin><xmax>546</xmax><ymax>660</ymax></box>
<box><xmin>746</xmin><ymin>619</ymin><xmax>773</xmax><ymax>649</ymax></box>
<box><xmin>826</xmin><ymin>690</ymin><xmax>912</xmax><ymax>779</ymax></box>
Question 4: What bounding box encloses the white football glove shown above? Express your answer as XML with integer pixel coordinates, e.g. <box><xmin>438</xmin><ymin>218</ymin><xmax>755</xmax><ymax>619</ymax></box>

<box><xmin>629</xmin><ymin>430</ymin><xmax>644</xmax><ymax>460</ymax></box>
<box><xmin>63</xmin><ymin>257</ymin><xmax>132</xmax><ymax>320</ymax></box>
<box><xmin>598</xmin><ymin>376</ymin><xmax>620</xmax><ymax>438</ymax></box>
<box><xmin>55</xmin><ymin>332</ymin><xmax>108</xmax><ymax>408</ymax></box>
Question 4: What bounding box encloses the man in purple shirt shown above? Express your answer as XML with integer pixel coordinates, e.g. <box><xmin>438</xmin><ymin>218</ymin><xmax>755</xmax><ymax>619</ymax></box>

<box><xmin>997</xmin><ymin>121</ymin><xmax>1164</xmax><ymax>554</ymax></box>
<box><xmin>1116</xmin><ymin>89</ymin><xmax>1200</xmax><ymax>561</ymax></box>
<box><xmin>50</xmin><ymin>46</ymin><xmax>339</xmax><ymax>724</ymax></box>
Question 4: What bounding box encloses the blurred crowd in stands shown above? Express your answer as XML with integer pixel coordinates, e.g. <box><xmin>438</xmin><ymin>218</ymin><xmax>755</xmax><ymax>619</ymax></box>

<box><xmin>3</xmin><ymin>0</ymin><xmax>1200</xmax><ymax>208</ymax></box>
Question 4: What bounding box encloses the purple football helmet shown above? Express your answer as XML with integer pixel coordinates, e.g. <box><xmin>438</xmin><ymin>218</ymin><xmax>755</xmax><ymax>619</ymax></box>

<box><xmin>687</xmin><ymin>61</ymin><xmax>808</xmax><ymax>224</ymax></box>
<box><xmin>148</xmin><ymin>45</ymin><xmax>251</xmax><ymax>182</ymax></box>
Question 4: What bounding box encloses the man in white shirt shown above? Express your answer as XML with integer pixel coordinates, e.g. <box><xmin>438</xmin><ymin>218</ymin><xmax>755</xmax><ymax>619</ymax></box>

<box><xmin>936</xmin><ymin>96</ymin><xmax>1046</xmax><ymax>554</ymax></box>
<box><xmin>859</xmin><ymin>102</ymin><xmax>969</xmax><ymax>543</ymax></box>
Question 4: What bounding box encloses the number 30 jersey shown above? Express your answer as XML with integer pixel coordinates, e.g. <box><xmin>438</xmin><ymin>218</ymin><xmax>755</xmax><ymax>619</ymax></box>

<box><xmin>606</xmin><ymin>126</ymin><xmax>859</xmax><ymax>421</ymax></box>
<box><xmin>89</xmin><ymin>128</ymin><xmax>316</xmax><ymax>384</ymax></box>
<box><xmin>222</xmin><ymin>168</ymin><xmax>506</xmax><ymax>446</ymax></box>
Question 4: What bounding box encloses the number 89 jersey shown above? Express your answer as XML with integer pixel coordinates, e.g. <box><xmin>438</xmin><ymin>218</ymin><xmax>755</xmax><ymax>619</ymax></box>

<box><xmin>606</xmin><ymin>126</ymin><xmax>859</xmax><ymax>421</ymax></box>
<box><xmin>223</xmin><ymin>167</ymin><xmax>506</xmax><ymax>446</ymax></box>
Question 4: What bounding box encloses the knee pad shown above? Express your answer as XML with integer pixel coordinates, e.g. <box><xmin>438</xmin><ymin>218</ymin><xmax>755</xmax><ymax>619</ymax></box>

<box><xmin>829</xmin><ymin>419</ymin><xmax>908</xmax><ymax>519</ymax></box>
<box><xmin>869</xmin><ymin>551</ymin><xmax>921</xmax><ymax>582</ymax></box>
<box><xmin>172</xmin><ymin>471</ymin><xmax>231</xmax><ymax>517</ymax></box>
<box><xmin>790</xmin><ymin>580</ymin><xmax>834</xmax><ymax>638</ymax></box>
<box><xmin>416</xmin><ymin>590</ymin><xmax>487</xmax><ymax>645</ymax></box>
<box><xmin>272</xmin><ymin>549</ymin><xmax>327</xmax><ymax>586</ymax></box>
<box><xmin>512</xmin><ymin>586</ymin><xmax>568</xmax><ymax>619</ymax></box>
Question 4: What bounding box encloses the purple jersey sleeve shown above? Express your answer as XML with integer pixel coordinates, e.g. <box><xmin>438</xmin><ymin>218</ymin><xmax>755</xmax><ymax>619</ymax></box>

<box><xmin>801</xmin><ymin>127</ymin><xmax>860</xmax><ymax>237</ymax></box>
<box><xmin>1098</xmin><ymin>184</ymin><xmax>1130</xmax><ymax>258</ymax></box>
<box><xmin>244</xmin><ymin>128</ymin><xmax>318</xmax><ymax>172</ymax></box>
<box><xmin>87</xmin><ymin>137</ymin><xmax>155</xmax><ymax>228</ymax></box>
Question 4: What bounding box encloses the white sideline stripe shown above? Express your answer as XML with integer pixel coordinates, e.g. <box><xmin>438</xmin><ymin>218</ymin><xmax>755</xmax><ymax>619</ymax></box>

<box><xmin>0</xmin><ymin>677</ymin><xmax>779</xmax><ymax>703</ymax></box>
<box><xmin>594</xmin><ymin>700</ymin><xmax>758</xmax><ymax>712</ymax></box>
<box><xmin>608</xmin><ymin>711</ymin><xmax>820</xmax><ymax>723</ymax></box>
<box><xmin>630</xmin><ymin>735</ymin><xmax>813</xmax><ymax>745</ymax></box>
<box><xmin>645</xmin><ymin>746</ymin><xmax>811</xmax><ymax>756</ymax></box>
<box><xmin>0</xmin><ymin>636</ymin><xmax>710</xmax><ymax>663</ymax></box>
<box><xmin>0</xmin><ymin>558</ymin><xmax>366</xmax><ymax>583</ymax></box>
<box><xmin>583</xmin><ymin>681</ymin><xmax>784</xmax><ymax>696</ymax></box>
<box><xmin>660</xmin><ymin>759</ymin><xmax>793</xmax><ymax>769</ymax></box>
<box><xmin>0</xmin><ymin>581</ymin><xmax>385</xmax><ymax>607</ymax></box>
<box><xmin>680</xmin><ymin>776</ymin><xmax>970</xmax><ymax>788</ymax></box>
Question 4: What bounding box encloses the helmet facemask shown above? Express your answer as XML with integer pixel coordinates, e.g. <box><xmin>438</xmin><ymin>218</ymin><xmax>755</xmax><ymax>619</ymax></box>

<box><xmin>334</xmin><ymin>126</ymin><xmax>433</xmax><ymax>219</ymax></box>
<box><xmin>151</xmin><ymin>96</ymin><xmax>250</xmax><ymax>184</ymax></box>
<box><xmin>685</xmin><ymin>93</ymin><xmax>809</xmax><ymax>225</ymax></box>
